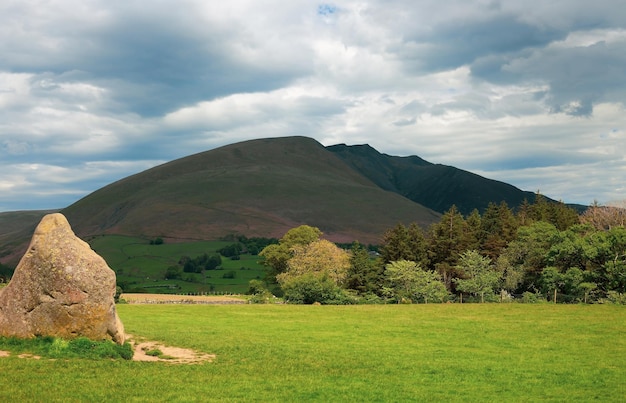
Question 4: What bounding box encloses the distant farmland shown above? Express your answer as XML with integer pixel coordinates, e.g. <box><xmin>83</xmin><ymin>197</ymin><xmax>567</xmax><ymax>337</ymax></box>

<box><xmin>89</xmin><ymin>235</ymin><xmax>267</xmax><ymax>294</ymax></box>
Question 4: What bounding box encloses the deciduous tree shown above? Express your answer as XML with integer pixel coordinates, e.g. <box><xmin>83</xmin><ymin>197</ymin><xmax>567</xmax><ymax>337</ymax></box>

<box><xmin>259</xmin><ymin>225</ymin><xmax>322</xmax><ymax>280</ymax></box>
<box><xmin>273</xmin><ymin>237</ymin><xmax>351</xmax><ymax>305</ymax></box>
<box><xmin>382</xmin><ymin>260</ymin><xmax>448</xmax><ymax>303</ymax></box>
<box><xmin>581</xmin><ymin>201</ymin><xmax>626</xmax><ymax>230</ymax></box>
<box><xmin>453</xmin><ymin>250</ymin><xmax>500</xmax><ymax>303</ymax></box>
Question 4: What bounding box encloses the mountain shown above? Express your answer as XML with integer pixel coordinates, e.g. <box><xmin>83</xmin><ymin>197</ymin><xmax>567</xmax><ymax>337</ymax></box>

<box><xmin>0</xmin><ymin>136</ymin><xmax>584</xmax><ymax>267</ymax></box>
<box><xmin>328</xmin><ymin>143</ymin><xmax>558</xmax><ymax>215</ymax></box>
<box><xmin>60</xmin><ymin>136</ymin><xmax>439</xmax><ymax>245</ymax></box>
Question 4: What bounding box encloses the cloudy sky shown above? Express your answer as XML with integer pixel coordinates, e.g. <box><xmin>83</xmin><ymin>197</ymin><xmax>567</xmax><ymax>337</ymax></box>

<box><xmin>1</xmin><ymin>0</ymin><xmax>625</xmax><ymax>212</ymax></box>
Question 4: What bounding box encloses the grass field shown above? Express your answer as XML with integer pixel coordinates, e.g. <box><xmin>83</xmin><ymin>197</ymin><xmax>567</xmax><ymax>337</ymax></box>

<box><xmin>89</xmin><ymin>235</ymin><xmax>267</xmax><ymax>294</ymax></box>
<box><xmin>1</xmin><ymin>304</ymin><xmax>624</xmax><ymax>402</ymax></box>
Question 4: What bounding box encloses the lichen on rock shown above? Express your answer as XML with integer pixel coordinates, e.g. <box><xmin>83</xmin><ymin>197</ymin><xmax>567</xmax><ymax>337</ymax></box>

<box><xmin>0</xmin><ymin>213</ymin><xmax>125</xmax><ymax>344</ymax></box>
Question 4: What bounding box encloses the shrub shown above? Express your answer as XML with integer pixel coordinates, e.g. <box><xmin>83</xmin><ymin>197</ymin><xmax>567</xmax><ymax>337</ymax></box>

<box><xmin>521</xmin><ymin>292</ymin><xmax>544</xmax><ymax>303</ymax></box>
<box><xmin>248</xmin><ymin>292</ymin><xmax>276</xmax><ymax>304</ymax></box>
<box><xmin>605</xmin><ymin>291</ymin><xmax>626</xmax><ymax>305</ymax></box>
<box><xmin>218</xmin><ymin>243</ymin><xmax>242</xmax><ymax>257</ymax></box>
<box><xmin>354</xmin><ymin>292</ymin><xmax>384</xmax><ymax>305</ymax></box>
<box><xmin>164</xmin><ymin>265</ymin><xmax>183</xmax><ymax>280</ymax></box>
<box><xmin>281</xmin><ymin>273</ymin><xmax>354</xmax><ymax>305</ymax></box>
<box><xmin>247</xmin><ymin>279</ymin><xmax>267</xmax><ymax>295</ymax></box>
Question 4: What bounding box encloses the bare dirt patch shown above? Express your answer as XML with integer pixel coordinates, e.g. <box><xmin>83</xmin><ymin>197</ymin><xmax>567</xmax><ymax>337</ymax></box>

<box><xmin>0</xmin><ymin>337</ymin><xmax>215</xmax><ymax>365</ymax></box>
<box><xmin>0</xmin><ymin>350</ymin><xmax>42</xmax><ymax>359</ymax></box>
<box><xmin>127</xmin><ymin>334</ymin><xmax>215</xmax><ymax>364</ymax></box>
<box><xmin>121</xmin><ymin>293</ymin><xmax>245</xmax><ymax>304</ymax></box>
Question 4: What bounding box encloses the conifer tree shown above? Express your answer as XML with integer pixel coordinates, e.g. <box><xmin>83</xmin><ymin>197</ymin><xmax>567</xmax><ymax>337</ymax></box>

<box><xmin>380</xmin><ymin>223</ymin><xmax>412</xmax><ymax>264</ymax></box>
<box><xmin>346</xmin><ymin>242</ymin><xmax>384</xmax><ymax>295</ymax></box>
<box><xmin>428</xmin><ymin>205</ymin><xmax>468</xmax><ymax>288</ymax></box>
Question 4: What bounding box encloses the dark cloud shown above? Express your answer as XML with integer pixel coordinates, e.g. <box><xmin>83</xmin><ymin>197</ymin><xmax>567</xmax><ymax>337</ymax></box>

<box><xmin>413</xmin><ymin>16</ymin><xmax>566</xmax><ymax>72</ymax></box>
<box><xmin>1</xmin><ymin>1</ymin><xmax>625</xmax><ymax>210</ymax></box>
<box><xmin>1</xmin><ymin>2</ymin><xmax>312</xmax><ymax>117</ymax></box>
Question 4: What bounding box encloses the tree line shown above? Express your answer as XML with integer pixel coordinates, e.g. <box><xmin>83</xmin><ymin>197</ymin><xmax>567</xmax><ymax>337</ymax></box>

<box><xmin>253</xmin><ymin>195</ymin><xmax>626</xmax><ymax>304</ymax></box>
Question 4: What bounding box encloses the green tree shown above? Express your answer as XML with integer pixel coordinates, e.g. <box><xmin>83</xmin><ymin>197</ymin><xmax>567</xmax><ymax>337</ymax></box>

<box><xmin>464</xmin><ymin>209</ymin><xmax>483</xmax><ymax>252</ymax></box>
<box><xmin>277</xmin><ymin>239</ymin><xmax>350</xmax><ymax>287</ymax></box>
<box><xmin>453</xmin><ymin>250</ymin><xmax>500</xmax><ymax>303</ymax></box>
<box><xmin>380</xmin><ymin>223</ymin><xmax>409</xmax><ymax>263</ymax></box>
<box><xmin>280</xmin><ymin>273</ymin><xmax>349</xmax><ymax>305</ymax></box>
<box><xmin>380</xmin><ymin>223</ymin><xmax>429</xmax><ymax>267</ymax></box>
<box><xmin>560</xmin><ymin>267</ymin><xmax>597</xmax><ymax>302</ymax></box>
<box><xmin>517</xmin><ymin>198</ymin><xmax>533</xmax><ymax>226</ymax></box>
<box><xmin>164</xmin><ymin>265</ymin><xmax>183</xmax><ymax>280</ymax></box>
<box><xmin>496</xmin><ymin>253</ymin><xmax>526</xmax><ymax>294</ymax></box>
<box><xmin>550</xmin><ymin>201</ymin><xmax>581</xmax><ymax>231</ymax></box>
<box><xmin>428</xmin><ymin>205</ymin><xmax>468</xmax><ymax>289</ymax></box>
<box><xmin>602</xmin><ymin>226</ymin><xmax>626</xmax><ymax>293</ymax></box>
<box><xmin>205</xmin><ymin>254</ymin><xmax>222</xmax><ymax>270</ymax></box>
<box><xmin>498</xmin><ymin>221</ymin><xmax>560</xmax><ymax>289</ymax></box>
<box><xmin>480</xmin><ymin>201</ymin><xmax>518</xmax><ymax>260</ymax></box>
<box><xmin>259</xmin><ymin>225</ymin><xmax>322</xmax><ymax>281</ymax></box>
<box><xmin>540</xmin><ymin>266</ymin><xmax>563</xmax><ymax>303</ymax></box>
<box><xmin>382</xmin><ymin>260</ymin><xmax>448</xmax><ymax>303</ymax></box>
<box><xmin>528</xmin><ymin>192</ymin><xmax>551</xmax><ymax>223</ymax></box>
<box><xmin>218</xmin><ymin>243</ymin><xmax>242</xmax><ymax>257</ymax></box>
<box><xmin>247</xmin><ymin>279</ymin><xmax>274</xmax><ymax>304</ymax></box>
<box><xmin>345</xmin><ymin>242</ymin><xmax>384</xmax><ymax>295</ymax></box>
<box><xmin>408</xmin><ymin>223</ymin><xmax>430</xmax><ymax>267</ymax></box>
<box><xmin>528</xmin><ymin>192</ymin><xmax>579</xmax><ymax>230</ymax></box>
<box><xmin>546</xmin><ymin>228</ymin><xmax>588</xmax><ymax>271</ymax></box>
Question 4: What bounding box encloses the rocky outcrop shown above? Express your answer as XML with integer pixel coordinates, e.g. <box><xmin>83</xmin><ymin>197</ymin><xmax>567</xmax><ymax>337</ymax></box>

<box><xmin>0</xmin><ymin>213</ymin><xmax>125</xmax><ymax>344</ymax></box>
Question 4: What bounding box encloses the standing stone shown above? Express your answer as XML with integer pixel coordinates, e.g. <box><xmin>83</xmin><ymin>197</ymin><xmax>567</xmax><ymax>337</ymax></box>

<box><xmin>0</xmin><ymin>213</ymin><xmax>125</xmax><ymax>344</ymax></box>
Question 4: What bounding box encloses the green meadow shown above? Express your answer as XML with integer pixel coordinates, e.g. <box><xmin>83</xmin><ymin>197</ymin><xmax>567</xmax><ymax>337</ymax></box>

<box><xmin>89</xmin><ymin>235</ymin><xmax>267</xmax><ymax>294</ymax></box>
<box><xmin>1</xmin><ymin>304</ymin><xmax>625</xmax><ymax>402</ymax></box>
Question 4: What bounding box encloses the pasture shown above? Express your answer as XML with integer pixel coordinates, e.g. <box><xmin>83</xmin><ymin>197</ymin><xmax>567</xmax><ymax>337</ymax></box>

<box><xmin>89</xmin><ymin>235</ymin><xmax>267</xmax><ymax>294</ymax></box>
<box><xmin>0</xmin><ymin>304</ymin><xmax>624</xmax><ymax>402</ymax></box>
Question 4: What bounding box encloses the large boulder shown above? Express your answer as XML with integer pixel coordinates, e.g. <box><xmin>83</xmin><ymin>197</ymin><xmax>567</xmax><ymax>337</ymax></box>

<box><xmin>0</xmin><ymin>213</ymin><xmax>125</xmax><ymax>344</ymax></box>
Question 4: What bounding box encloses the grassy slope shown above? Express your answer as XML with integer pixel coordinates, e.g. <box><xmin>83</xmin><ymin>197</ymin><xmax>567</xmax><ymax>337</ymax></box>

<box><xmin>0</xmin><ymin>304</ymin><xmax>624</xmax><ymax>401</ymax></box>
<box><xmin>62</xmin><ymin>136</ymin><xmax>439</xmax><ymax>246</ymax></box>
<box><xmin>89</xmin><ymin>235</ymin><xmax>266</xmax><ymax>294</ymax></box>
<box><xmin>328</xmin><ymin>143</ymin><xmax>565</xmax><ymax>215</ymax></box>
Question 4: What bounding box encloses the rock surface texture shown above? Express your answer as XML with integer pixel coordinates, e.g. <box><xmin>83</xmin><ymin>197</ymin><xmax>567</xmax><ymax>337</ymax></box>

<box><xmin>0</xmin><ymin>213</ymin><xmax>125</xmax><ymax>344</ymax></box>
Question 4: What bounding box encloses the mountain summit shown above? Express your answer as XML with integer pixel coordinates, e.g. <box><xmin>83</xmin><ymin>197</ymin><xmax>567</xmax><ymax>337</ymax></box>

<box><xmin>61</xmin><ymin>136</ymin><xmax>439</xmax><ymax>244</ymax></box>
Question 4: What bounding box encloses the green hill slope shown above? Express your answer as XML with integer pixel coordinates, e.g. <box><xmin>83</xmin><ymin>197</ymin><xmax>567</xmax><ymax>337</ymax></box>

<box><xmin>61</xmin><ymin>136</ymin><xmax>440</xmax><ymax>245</ymax></box>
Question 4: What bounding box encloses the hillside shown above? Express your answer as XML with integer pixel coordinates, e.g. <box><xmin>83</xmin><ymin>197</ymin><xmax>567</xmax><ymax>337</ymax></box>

<box><xmin>328</xmin><ymin>143</ymin><xmax>558</xmax><ymax>215</ymax></box>
<box><xmin>60</xmin><ymin>136</ymin><xmax>439</xmax><ymax>246</ymax></box>
<box><xmin>1</xmin><ymin>136</ymin><xmax>586</xmax><ymax>267</ymax></box>
<box><xmin>0</xmin><ymin>210</ymin><xmax>58</xmax><ymax>264</ymax></box>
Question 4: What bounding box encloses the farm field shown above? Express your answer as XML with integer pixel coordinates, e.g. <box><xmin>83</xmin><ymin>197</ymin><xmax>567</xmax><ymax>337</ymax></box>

<box><xmin>0</xmin><ymin>304</ymin><xmax>624</xmax><ymax>402</ymax></box>
<box><xmin>89</xmin><ymin>235</ymin><xmax>267</xmax><ymax>294</ymax></box>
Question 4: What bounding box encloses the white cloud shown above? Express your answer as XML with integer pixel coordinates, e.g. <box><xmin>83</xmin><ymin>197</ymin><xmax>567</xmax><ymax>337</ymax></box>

<box><xmin>1</xmin><ymin>0</ymin><xmax>626</xmax><ymax>210</ymax></box>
